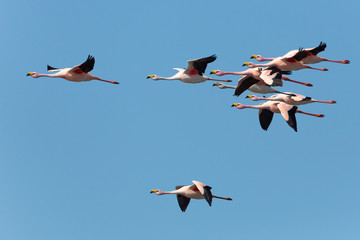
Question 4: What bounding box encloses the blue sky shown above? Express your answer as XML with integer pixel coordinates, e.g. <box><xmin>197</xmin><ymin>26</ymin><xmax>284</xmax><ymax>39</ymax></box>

<box><xmin>0</xmin><ymin>0</ymin><xmax>359</xmax><ymax>239</ymax></box>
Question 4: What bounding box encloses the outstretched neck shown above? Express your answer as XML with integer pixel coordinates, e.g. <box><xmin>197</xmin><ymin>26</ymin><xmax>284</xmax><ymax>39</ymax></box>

<box><xmin>220</xmin><ymin>71</ymin><xmax>249</xmax><ymax>76</ymax></box>
<box><xmin>156</xmin><ymin>76</ymin><xmax>177</xmax><ymax>80</ymax></box>
<box><xmin>157</xmin><ymin>190</ymin><xmax>178</xmax><ymax>195</ymax></box>
<box><xmin>258</xmin><ymin>57</ymin><xmax>275</xmax><ymax>62</ymax></box>
<box><xmin>37</xmin><ymin>73</ymin><xmax>61</xmax><ymax>78</ymax></box>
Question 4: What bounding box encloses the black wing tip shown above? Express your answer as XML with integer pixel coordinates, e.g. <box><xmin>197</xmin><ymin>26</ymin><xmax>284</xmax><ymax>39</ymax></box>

<box><xmin>47</xmin><ymin>65</ymin><xmax>58</xmax><ymax>71</ymax></box>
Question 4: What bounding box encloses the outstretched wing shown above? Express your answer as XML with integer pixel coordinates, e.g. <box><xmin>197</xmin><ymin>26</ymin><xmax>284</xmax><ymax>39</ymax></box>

<box><xmin>260</xmin><ymin>68</ymin><xmax>283</xmax><ymax>86</ymax></box>
<box><xmin>258</xmin><ymin>108</ymin><xmax>274</xmax><ymax>131</ymax></box>
<box><xmin>278</xmin><ymin>102</ymin><xmax>298</xmax><ymax>132</ymax></box>
<box><xmin>285</xmin><ymin>48</ymin><xmax>308</xmax><ymax>62</ymax></box>
<box><xmin>234</xmin><ymin>76</ymin><xmax>260</xmax><ymax>97</ymax></box>
<box><xmin>185</xmin><ymin>55</ymin><xmax>217</xmax><ymax>76</ymax></box>
<box><xmin>309</xmin><ymin>42</ymin><xmax>326</xmax><ymax>56</ymax></box>
<box><xmin>192</xmin><ymin>180</ymin><xmax>212</xmax><ymax>207</ymax></box>
<box><xmin>176</xmin><ymin>195</ymin><xmax>191</xmax><ymax>212</ymax></box>
<box><xmin>70</xmin><ymin>55</ymin><xmax>95</xmax><ymax>74</ymax></box>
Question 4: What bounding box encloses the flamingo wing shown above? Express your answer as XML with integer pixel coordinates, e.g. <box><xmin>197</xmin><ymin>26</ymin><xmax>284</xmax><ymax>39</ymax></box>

<box><xmin>185</xmin><ymin>55</ymin><xmax>216</xmax><ymax>76</ymax></box>
<box><xmin>176</xmin><ymin>194</ymin><xmax>191</xmax><ymax>212</ymax></box>
<box><xmin>309</xmin><ymin>42</ymin><xmax>326</xmax><ymax>56</ymax></box>
<box><xmin>278</xmin><ymin>102</ymin><xmax>298</xmax><ymax>132</ymax></box>
<box><xmin>234</xmin><ymin>76</ymin><xmax>260</xmax><ymax>97</ymax></box>
<box><xmin>70</xmin><ymin>55</ymin><xmax>95</xmax><ymax>74</ymax></box>
<box><xmin>260</xmin><ymin>68</ymin><xmax>283</xmax><ymax>86</ymax></box>
<box><xmin>258</xmin><ymin>108</ymin><xmax>274</xmax><ymax>131</ymax></box>
<box><xmin>192</xmin><ymin>180</ymin><xmax>212</xmax><ymax>206</ymax></box>
<box><xmin>285</xmin><ymin>48</ymin><xmax>308</xmax><ymax>62</ymax></box>
<box><xmin>47</xmin><ymin>65</ymin><xmax>61</xmax><ymax>72</ymax></box>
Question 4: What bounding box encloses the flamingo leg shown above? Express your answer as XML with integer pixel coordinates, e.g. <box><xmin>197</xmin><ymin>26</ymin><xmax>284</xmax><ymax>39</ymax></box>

<box><xmin>282</xmin><ymin>76</ymin><xmax>313</xmax><ymax>87</ymax></box>
<box><xmin>325</xmin><ymin>59</ymin><xmax>350</xmax><ymax>64</ymax></box>
<box><xmin>313</xmin><ymin>100</ymin><xmax>336</xmax><ymax>104</ymax></box>
<box><xmin>296</xmin><ymin>110</ymin><xmax>324</xmax><ymax>117</ymax></box>
<box><xmin>97</xmin><ymin>79</ymin><xmax>119</xmax><ymax>84</ymax></box>
<box><xmin>305</xmin><ymin>65</ymin><xmax>328</xmax><ymax>71</ymax></box>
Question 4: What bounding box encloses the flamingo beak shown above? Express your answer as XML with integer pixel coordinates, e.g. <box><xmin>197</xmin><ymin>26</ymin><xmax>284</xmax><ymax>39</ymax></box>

<box><xmin>26</xmin><ymin>72</ymin><xmax>32</xmax><ymax>76</ymax></box>
<box><xmin>250</xmin><ymin>55</ymin><xmax>256</xmax><ymax>59</ymax></box>
<box><xmin>231</xmin><ymin>103</ymin><xmax>238</xmax><ymax>107</ymax></box>
<box><xmin>242</xmin><ymin>62</ymin><xmax>249</xmax><ymax>67</ymax></box>
<box><xmin>210</xmin><ymin>70</ymin><xmax>216</xmax><ymax>75</ymax></box>
<box><xmin>150</xmin><ymin>189</ymin><xmax>157</xmax><ymax>194</ymax></box>
<box><xmin>147</xmin><ymin>75</ymin><xmax>153</xmax><ymax>79</ymax></box>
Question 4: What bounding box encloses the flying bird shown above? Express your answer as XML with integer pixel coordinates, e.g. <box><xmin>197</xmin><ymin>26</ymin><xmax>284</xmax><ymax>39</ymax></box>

<box><xmin>246</xmin><ymin>92</ymin><xmax>336</xmax><ymax>105</ymax></box>
<box><xmin>26</xmin><ymin>55</ymin><xmax>119</xmax><ymax>84</ymax></box>
<box><xmin>150</xmin><ymin>180</ymin><xmax>232</xmax><ymax>212</ymax></box>
<box><xmin>211</xmin><ymin>68</ymin><xmax>312</xmax><ymax>87</ymax></box>
<box><xmin>231</xmin><ymin>101</ymin><xmax>324</xmax><ymax>132</ymax></box>
<box><xmin>147</xmin><ymin>55</ymin><xmax>232</xmax><ymax>84</ymax></box>
<box><xmin>243</xmin><ymin>48</ymin><xmax>328</xmax><ymax>71</ymax></box>
<box><xmin>251</xmin><ymin>42</ymin><xmax>350</xmax><ymax>65</ymax></box>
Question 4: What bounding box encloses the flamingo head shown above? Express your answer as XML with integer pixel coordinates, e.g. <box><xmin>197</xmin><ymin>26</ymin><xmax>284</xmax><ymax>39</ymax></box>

<box><xmin>147</xmin><ymin>74</ymin><xmax>159</xmax><ymax>80</ymax></box>
<box><xmin>250</xmin><ymin>55</ymin><xmax>261</xmax><ymax>60</ymax></box>
<box><xmin>242</xmin><ymin>62</ymin><xmax>256</xmax><ymax>68</ymax></box>
<box><xmin>26</xmin><ymin>72</ymin><xmax>40</xmax><ymax>78</ymax></box>
<box><xmin>212</xmin><ymin>82</ymin><xmax>224</xmax><ymax>88</ymax></box>
<box><xmin>210</xmin><ymin>70</ymin><xmax>225</xmax><ymax>76</ymax></box>
<box><xmin>150</xmin><ymin>189</ymin><xmax>164</xmax><ymax>195</ymax></box>
<box><xmin>246</xmin><ymin>95</ymin><xmax>260</xmax><ymax>101</ymax></box>
<box><xmin>231</xmin><ymin>103</ymin><xmax>246</xmax><ymax>109</ymax></box>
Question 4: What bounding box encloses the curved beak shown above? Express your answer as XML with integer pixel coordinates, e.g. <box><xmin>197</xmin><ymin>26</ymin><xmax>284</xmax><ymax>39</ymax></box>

<box><xmin>212</xmin><ymin>83</ymin><xmax>216</xmax><ymax>86</ymax></box>
<box><xmin>231</xmin><ymin>103</ymin><xmax>237</xmax><ymax>107</ymax></box>
<box><xmin>242</xmin><ymin>63</ymin><xmax>246</xmax><ymax>67</ymax></box>
<box><xmin>245</xmin><ymin>95</ymin><xmax>250</xmax><ymax>98</ymax></box>
<box><xmin>150</xmin><ymin>191</ymin><xmax>154</xmax><ymax>194</ymax></box>
<box><xmin>210</xmin><ymin>70</ymin><xmax>216</xmax><ymax>75</ymax></box>
<box><xmin>26</xmin><ymin>72</ymin><xmax>32</xmax><ymax>76</ymax></box>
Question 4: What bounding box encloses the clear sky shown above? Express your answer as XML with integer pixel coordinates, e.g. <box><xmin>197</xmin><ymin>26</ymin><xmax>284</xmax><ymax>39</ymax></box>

<box><xmin>0</xmin><ymin>0</ymin><xmax>359</xmax><ymax>239</ymax></box>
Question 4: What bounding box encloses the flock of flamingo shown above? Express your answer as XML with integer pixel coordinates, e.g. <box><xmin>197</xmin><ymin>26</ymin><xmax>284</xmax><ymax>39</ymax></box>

<box><xmin>26</xmin><ymin>42</ymin><xmax>349</xmax><ymax>211</ymax></box>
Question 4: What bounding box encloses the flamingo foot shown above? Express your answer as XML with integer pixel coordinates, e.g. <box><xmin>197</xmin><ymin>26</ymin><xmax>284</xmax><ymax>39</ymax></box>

<box><xmin>111</xmin><ymin>81</ymin><xmax>119</xmax><ymax>84</ymax></box>
<box><xmin>225</xmin><ymin>80</ymin><xmax>232</xmax><ymax>82</ymax></box>
<box><xmin>304</xmin><ymin>83</ymin><xmax>313</xmax><ymax>87</ymax></box>
<box><xmin>321</xmin><ymin>68</ymin><xmax>328</xmax><ymax>71</ymax></box>
<box><xmin>343</xmin><ymin>60</ymin><xmax>350</xmax><ymax>64</ymax></box>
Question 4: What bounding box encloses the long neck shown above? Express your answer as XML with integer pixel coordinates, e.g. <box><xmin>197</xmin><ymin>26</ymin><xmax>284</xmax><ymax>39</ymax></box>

<box><xmin>239</xmin><ymin>104</ymin><xmax>263</xmax><ymax>110</ymax></box>
<box><xmin>156</xmin><ymin>76</ymin><xmax>177</xmax><ymax>80</ymax></box>
<box><xmin>258</xmin><ymin>57</ymin><xmax>275</xmax><ymax>62</ymax></box>
<box><xmin>251</xmin><ymin>63</ymin><xmax>269</xmax><ymax>67</ymax></box>
<box><xmin>37</xmin><ymin>73</ymin><xmax>60</xmax><ymax>78</ymax></box>
<box><xmin>220</xmin><ymin>71</ymin><xmax>250</xmax><ymax>76</ymax></box>
<box><xmin>223</xmin><ymin>85</ymin><xmax>236</xmax><ymax>89</ymax></box>
<box><xmin>158</xmin><ymin>190</ymin><xmax>178</xmax><ymax>195</ymax></box>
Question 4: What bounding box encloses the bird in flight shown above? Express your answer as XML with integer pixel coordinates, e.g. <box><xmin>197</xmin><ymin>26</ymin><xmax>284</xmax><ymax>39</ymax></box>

<box><xmin>150</xmin><ymin>180</ymin><xmax>232</xmax><ymax>212</ymax></box>
<box><xmin>27</xmin><ymin>55</ymin><xmax>119</xmax><ymax>84</ymax></box>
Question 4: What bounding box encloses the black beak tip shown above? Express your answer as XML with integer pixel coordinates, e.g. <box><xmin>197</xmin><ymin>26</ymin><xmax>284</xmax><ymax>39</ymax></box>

<box><xmin>26</xmin><ymin>73</ymin><xmax>30</xmax><ymax>76</ymax></box>
<box><xmin>245</xmin><ymin>96</ymin><xmax>249</xmax><ymax>98</ymax></box>
<box><xmin>242</xmin><ymin>64</ymin><xmax>246</xmax><ymax>67</ymax></box>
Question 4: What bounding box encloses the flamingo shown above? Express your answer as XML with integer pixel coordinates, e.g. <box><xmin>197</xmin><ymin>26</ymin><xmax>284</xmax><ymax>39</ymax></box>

<box><xmin>246</xmin><ymin>92</ymin><xmax>336</xmax><ymax>105</ymax></box>
<box><xmin>231</xmin><ymin>101</ymin><xmax>324</xmax><ymax>132</ymax></box>
<box><xmin>251</xmin><ymin>42</ymin><xmax>350</xmax><ymax>65</ymax></box>
<box><xmin>150</xmin><ymin>180</ymin><xmax>232</xmax><ymax>212</ymax></box>
<box><xmin>210</xmin><ymin>68</ymin><xmax>312</xmax><ymax>87</ymax></box>
<box><xmin>147</xmin><ymin>55</ymin><xmax>231</xmax><ymax>84</ymax></box>
<box><xmin>26</xmin><ymin>55</ymin><xmax>119</xmax><ymax>84</ymax></box>
<box><xmin>243</xmin><ymin>48</ymin><xmax>328</xmax><ymax>71</ymax></box>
